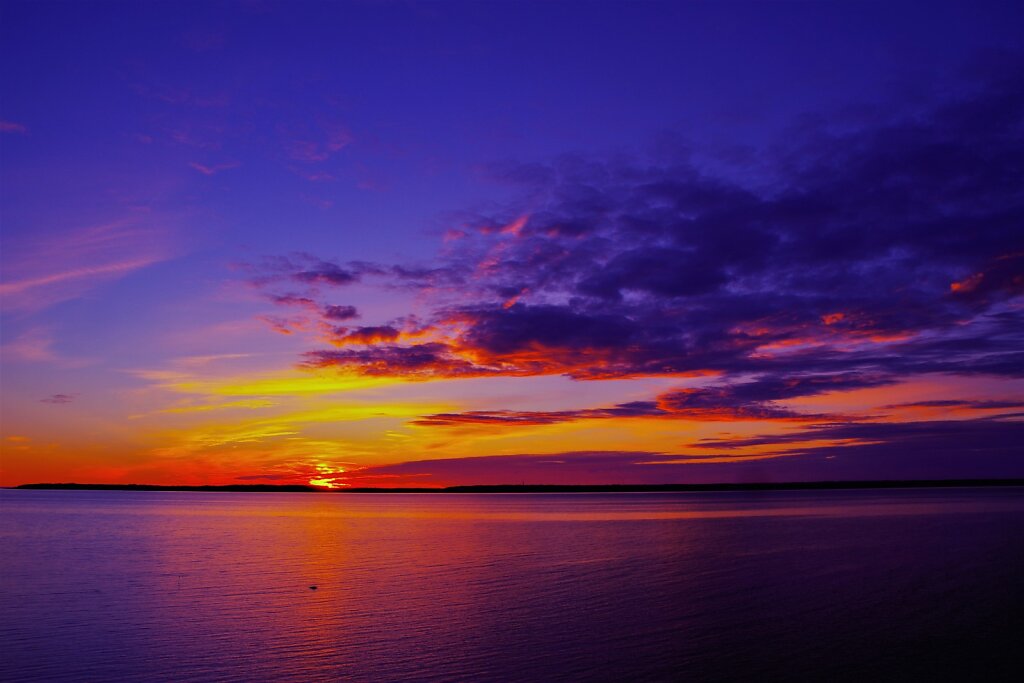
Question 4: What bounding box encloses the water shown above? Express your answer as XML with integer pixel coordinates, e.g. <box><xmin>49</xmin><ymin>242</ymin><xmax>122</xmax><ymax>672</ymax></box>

<box><xmin>1</xmin><ymin>488</ymin><xmax>1022</xmax><ymax>682</ymax></box>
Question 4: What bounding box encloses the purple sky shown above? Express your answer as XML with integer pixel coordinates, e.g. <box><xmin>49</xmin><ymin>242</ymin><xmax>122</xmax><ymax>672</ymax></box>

<box><xmin>1</xmin><ymin>1</ymin><xmax>1022</xmax><ymax>487</ymax></box>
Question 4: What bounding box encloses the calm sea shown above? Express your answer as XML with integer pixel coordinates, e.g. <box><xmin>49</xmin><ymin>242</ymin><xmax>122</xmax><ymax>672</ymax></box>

<box><xmin>1</xmin><ymin>488</ymin><xmax>1022</xmax><ymax>682</ymax></box>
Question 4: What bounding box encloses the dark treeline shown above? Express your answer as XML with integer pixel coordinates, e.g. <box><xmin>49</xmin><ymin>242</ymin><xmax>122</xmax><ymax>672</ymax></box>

<box><xmin>13</xmin><ymin>483</ymin><xmax>317</xmax><ymax>492</ymax></box>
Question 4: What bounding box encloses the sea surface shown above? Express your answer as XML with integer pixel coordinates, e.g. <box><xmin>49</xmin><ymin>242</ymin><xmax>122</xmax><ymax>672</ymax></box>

<box><xmin>1</xmin><ymin>488</ymin><xmax>1023</xmax><ymax>682</ymax></box>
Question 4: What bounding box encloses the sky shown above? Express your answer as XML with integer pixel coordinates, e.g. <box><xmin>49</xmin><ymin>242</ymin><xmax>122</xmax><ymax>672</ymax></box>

<box><xmin>1</xmin><ymin>0</ymin><xmax>1022</xmax><ymax>488</ymax></box>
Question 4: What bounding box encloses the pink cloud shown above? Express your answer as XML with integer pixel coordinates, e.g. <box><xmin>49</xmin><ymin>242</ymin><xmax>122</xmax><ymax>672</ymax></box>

<box><xmin>0</xmin><ymin>120</ymin><xmax>28</xmax><ymax>134</ymax></box>
<box><xmin>189</xmin><ymin>161</ymin><xmax>241</xmax><ymax>175</ymax></box>
<box><xmin>284</xmin><ymin>123</ymin><xmax>352</xmax><ymax>162</ymax></box>
<box><xmin>164</xmin><ymin>123</ymin><xmax>226</xmax><ymax>150</ymax></box>
<box><xmin>0</xmin><ymin>327</ymin><xmax>91</xmax><ymax>367</ymax></box>
<box><xmin>0</xmin><ymin>328</ymin><xmax>60</xmax><ymax>363</ymax></box>
<box><xmin>0</xmin><ymin>259</ymin><xmax>158</xmax><ymax>297</ymax></box>
<box><xmin>0</xmin><ymin>218</ymin><xmax>171</xmax><ymax>311</ymax></box>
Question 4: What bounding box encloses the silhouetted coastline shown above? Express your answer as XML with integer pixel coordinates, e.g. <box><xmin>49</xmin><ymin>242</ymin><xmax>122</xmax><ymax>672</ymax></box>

<box><xmin>12</xmin><ymin>483</ymin><xmax>317</xmax><ymax>492</ymax></box>
<box><xmin>12</xmin><ymin>479</ymin><xmax>1024</xmax><ymax>493</ymax></box>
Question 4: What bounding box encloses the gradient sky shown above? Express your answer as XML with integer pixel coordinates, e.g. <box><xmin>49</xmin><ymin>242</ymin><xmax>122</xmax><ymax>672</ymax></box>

<box><xmin>1</xmin><ymin>0</ymin><xmax>1022</xmax><ymax>487</ymax></box>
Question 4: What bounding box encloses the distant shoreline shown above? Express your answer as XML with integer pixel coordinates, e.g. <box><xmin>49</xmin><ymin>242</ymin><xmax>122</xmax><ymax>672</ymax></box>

<box><xmin>8</xmin><ymin>479</ymin><xmax>1024</xmax><ymax>493</ymax></box>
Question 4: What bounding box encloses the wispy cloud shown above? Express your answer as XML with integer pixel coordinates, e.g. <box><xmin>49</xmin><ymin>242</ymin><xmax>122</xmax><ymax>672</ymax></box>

<box><xmin>0</xmin><ymin>327</ymin><xmax>90</xmax><ymax>366</ymax></box>
<box><xmin>410</xmin><ymin>375</ymin><xmax>882</xmax><ymax>428</ymax></box>
<box><xmin>0</xmin><ymin>259</ymin><xmax>159</xmax><ymax>297</ymax></box>
<box><xmin>0</xmin><ymin>120</ymin><xmax>27</xmax><ymax>134</ymax></box>
<box><xmin>188</xmin><ymin>161</ymin><xmax>241</xmax><ymax>175</ymax></box>
<box><xmin>283</xmin><ymin>122</ymin><xmax>352</xmax><ymax>163</ymax></box>
<box><xmin>0</xmin><ymin>218</ymin><xmax>172</xmax><ymax>311</ymax></box>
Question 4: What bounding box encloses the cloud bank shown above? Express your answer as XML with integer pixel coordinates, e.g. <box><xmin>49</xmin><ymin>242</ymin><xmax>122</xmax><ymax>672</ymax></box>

<box><xmin>246</xmin><ymin>60</ymin><xmax>1024</xmax><ymax>483</ymax></box>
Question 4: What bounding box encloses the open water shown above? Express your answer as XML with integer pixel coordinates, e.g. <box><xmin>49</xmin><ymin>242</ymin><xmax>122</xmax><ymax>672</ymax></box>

<box><xmin>1</xmin><ymin>488</ymin><xmax>1022</xmax><ymax>681</ymax></box>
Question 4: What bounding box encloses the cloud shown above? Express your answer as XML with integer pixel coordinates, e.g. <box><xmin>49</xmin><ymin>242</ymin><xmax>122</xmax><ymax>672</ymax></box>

<box><xmin>344</xmin><ymin>451</ymin><xmax>675</xmax><ymax>487</ymax></box>
<box><xmin>341</xmin><ymin>415</ymin><xmax>1024</xmax><ymax>486</ymax></box>
<box><xmin>949</xmin><ymin>252</ymin><xmax>1024</xmax><ymax>302</ymax></box>
<box><xmin>284</xmin><ymin>123</ymin><xmax>352</xmax><ymax>162</ymax></box>
<box><xmin>250</xmin><ymin>254</ymin><xmax>362</xmax><ymax>288</ymax></box>
<box><xmin>40</xmin><ymin>394</ymin><xmax>76</xmax><ymax>404</ymax></box>
<box><xmin>0</xmin><ymin>120</ymin><xmax>27</xmax><ymax>134</ymax></box>
<box><xmin>689</xmin><ymin>415</ymin><xmax>1024</xmax><ymax>461</ymax></box>
<box><xmin>0</xmin><ymin>327</ymin><xmax>90</xmax><ymax>366</ymax></box>
<box><xmin>269</xmin><ymin>294</ymin><xmax>320</xmax><ymax>310</ymax></box>
<box><xmin>411</xmin><ymin>374</ymin><xmax>886</xmax><ymax>427</ymax></box>
<box><xmin>259</xmin><ymin>294</ymin><xmax>361</xmax><ymax>337</ymax></box>
<box><xmin>323</xmin><ymin>304</ymin><xmax>359</xmax><ymax>321</ymax></box>
<box><xmin>0</xmin><ymin>218</ymin><xmax>171</xmax><ymax>311</ymax></box>
<box><xmin>329</xmin><ymin>325</ymin><xmax>401</xmax><ymax>346</ymax></box>
<box><xmin>412</xmin><ymin>403</ymin><xmax>664</xmax><ymax>427</ymax></box>
<box><xmin>0</xmin><ymin>259</ymin><xmax>158</xmax><ymax>297</ymax></box>
<box><xmin>883</xmin><ymin>398</ymin><xmax>1024</xmax><ymax>410</ymax></box>
<box><xmin>265</xmin><ymin>62</ymin><xmax>1023</xmax><ymax>395</ymax></box>
<box><xmin>305</xmin><ymin>342</ymin><xmax>485</xmax><ymax>379</ymax></box>
<box><xmin>189</xmin><ymin>161</ymin><xmax>240</xmax><ymax>175</ymax></box>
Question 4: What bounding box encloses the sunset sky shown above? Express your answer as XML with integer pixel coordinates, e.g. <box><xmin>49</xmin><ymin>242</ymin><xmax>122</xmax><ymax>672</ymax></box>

<box><xmin>1</xmin><ymin>0</ymin><xmax>1022</xmax><ymax>488</ymax></box>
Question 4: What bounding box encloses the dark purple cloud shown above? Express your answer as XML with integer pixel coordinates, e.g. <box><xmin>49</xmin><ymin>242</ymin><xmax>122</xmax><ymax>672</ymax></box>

<box><xmin>247</xmin><ymin>253</ymin><xmax>366</xmax><ymax>289</ymax></box>
<box><xmin>884</xmin><ymin>399</ymin><xmax>1024</xmax><ymax>410</ymax></box>
<box><xmin>413</xmin><ymin>374</ymin><xmax>892</xmax><ymax>427</ymax></box>
<box><xmin>269</xmin><ymin>294</ymin><xmax>319</xmax><ymax>310</ymax></box>
<box><xmin>413</xmin><ymin>402</ymin><xmax>664</xmax><ymax>428</ymax></box>
<box><xmin>265</xmin><ymin>294</ymin><xmax>361</xmax><ymax>330</ymax></box>
<box><xmin>323</xmin><ymin>304</ymin><xmax>359</xmax><ymax>321</ymax></box>
<box><xmin>234</xmin><ymin>58</ymin><xmax>1024</xmax><ymax>501</ymax></box>
<box><xmin>291</xmin><ymin>261</ymin><xmax>358</xmax><ymax>286</ymax></box>
<box><xmin>346</xmin><ymin>451</ymin><xmax>672</xmax><ymax>487</ymax></box>
<box><xmin>306</xmin><ymin>342</ymin><xmax>485</xmax><ymax>378</ymax></box>
<box><xmin>40</xmin><ymin>394</ymin><xmax>75</xmax><ymax>404</ymax></box>
<box><xmin>690</xmin><ymin>416</ymin><xmax>1024</xmax><ymax>452</ymax></box>
<box><xmin>278</xmin><ymin>62</ymin><xmax>1024</xmax><ymax>391</ymax></box>
<box><xmin>287</xmin><ymin>62</ymin><xmax>1024</xmax><ymax>484</ymax></box>
<box><xmin>345</xmin><ymin>415</ymin><xmax>1024</xmax><ymax>486</ymax></box>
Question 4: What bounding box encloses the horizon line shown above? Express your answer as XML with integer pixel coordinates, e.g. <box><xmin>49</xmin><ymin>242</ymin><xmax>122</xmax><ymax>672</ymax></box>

<box><xmin>8</xmin><ymin>479</ymin><xmax>1024</xmax><ymax>493</ymax></box>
